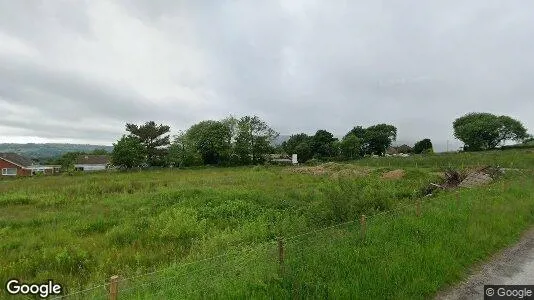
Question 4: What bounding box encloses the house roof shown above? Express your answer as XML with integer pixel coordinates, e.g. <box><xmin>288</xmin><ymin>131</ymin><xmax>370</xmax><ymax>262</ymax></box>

<box><xmin>0</xmin><ymin>152</ymin><xmax>34</xmax><ymax>168</ymax></box>
<box><xmin>75</xmin><ymin>155</ymin><xmax>111</xmax><ymax>165</ymax></box>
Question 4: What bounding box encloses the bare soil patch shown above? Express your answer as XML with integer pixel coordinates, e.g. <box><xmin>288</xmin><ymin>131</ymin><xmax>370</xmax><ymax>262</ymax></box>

<box><xmin>381</xmin><ymin>169</ymin><xmax>405</xmax><ymax>180</ymax></box>
<box><xmin>284</xmin><ymin>163</ymin><xmax>372</xmax><ymax>178</ymax></box>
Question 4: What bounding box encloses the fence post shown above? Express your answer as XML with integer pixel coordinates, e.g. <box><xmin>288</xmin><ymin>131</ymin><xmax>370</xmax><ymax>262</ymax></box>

<box><xmin>278</xmin><ymin>237</ymin><xmax>285</xmax><ymax>275</ymax></box>
<box><xmin>360</xmin><ymin>215</ymin><xmax>367</xmax><ymax>240</ymax></box>
<box><xmin>110</xmin><ymin>275</ymin><xmax>119</xmax><ymax>300</ymax></box>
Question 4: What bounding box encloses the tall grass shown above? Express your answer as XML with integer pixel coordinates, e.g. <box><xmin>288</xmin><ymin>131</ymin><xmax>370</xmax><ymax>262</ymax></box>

<box><xmin>0</xmin><ymin>166</ymin><xmax>434</xmax><ymax>298</ymax></box>
<box><xmin>124</xmin><ymin>171</ymin><xmax>534</xmax><ymax>299</ymax></box>
<box><xmin>0</xmin><ymin>150</ymin><xmax>532</xmax><ymax>298</ymax></box>
<box><xmin>354</xmin><ymin>149</ymin><xmax>534</xmax><ymax>169</ymax></box>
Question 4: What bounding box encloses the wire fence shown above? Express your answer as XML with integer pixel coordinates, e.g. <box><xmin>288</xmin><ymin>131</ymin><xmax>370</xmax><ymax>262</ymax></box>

<box><xmin>50</xmin><ymin>189</ymin><xmax>459</xmax><ymax>300</ymax></box>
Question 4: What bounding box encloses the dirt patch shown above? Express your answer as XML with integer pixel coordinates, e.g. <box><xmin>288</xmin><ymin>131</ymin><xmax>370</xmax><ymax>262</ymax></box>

<box><xmin>425</xmin><ymin>166</ymin><xmax>503</xmax><ymax>192</ymax></box>
<box><xmin>458</xmin><ymin>172</ymin><xmax>493</xmax><ymax>188</ymax></box>
<box><xmin>286</xmin><ymin>166</ymin><xmax>328</xmax><ymax>176</ymax></box>
<box><xmin>458</xmin><ymin>166</ymin><xmax>503</xmax><ymax>188</ymax></box>
<box><xmin>284</xmin><ymin>163</ymin><xmax>372</xmax><ymax>178</ymax></box>
<box><xmin>381</xmin><ymin>169</ymin><xmax>405</xmax><ymax>180</ymax></box>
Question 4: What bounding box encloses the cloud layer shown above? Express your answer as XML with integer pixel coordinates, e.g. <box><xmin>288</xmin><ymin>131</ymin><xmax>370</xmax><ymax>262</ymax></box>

<box><xmin>1</xmin><ymin>0</ymin><xmax>533</xmax><ymax>150</ymax></box>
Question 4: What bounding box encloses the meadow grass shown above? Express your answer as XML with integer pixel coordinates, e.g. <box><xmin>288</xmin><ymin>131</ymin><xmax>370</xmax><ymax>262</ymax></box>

<box><xmin>0</xmin><ymin>149</ymin><xmax>533</xmax><ymax>299</ymax></box>
<box><xmin>353</xmin><ymin>149</ymin><xmax>534</xmax><ymax>169</ymax></box>
<box><xmin>119</xmin><ymin>170</ymin><xmax>534</xmax><ymax>300</ymax></box>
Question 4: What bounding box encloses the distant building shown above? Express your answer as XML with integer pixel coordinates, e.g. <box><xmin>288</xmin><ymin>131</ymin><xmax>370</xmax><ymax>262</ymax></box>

<box><xmin>74</xmin><ymin>155</ymin><xmax>111</xmax><ymax>171</ymax></box>
<box><xmin>0</xmin><ymin>153</ymin><xmax>59</xmax><ymax>176</ymax></box>
<box><xmin>268</xmin><ymin>154</ymin><xmax>298</xmax><ymax>165</ymax></box>
<box><xmin>387</xmin><ymin>145</ymin><xmax>413</xmax><ymax>156</ymax></box>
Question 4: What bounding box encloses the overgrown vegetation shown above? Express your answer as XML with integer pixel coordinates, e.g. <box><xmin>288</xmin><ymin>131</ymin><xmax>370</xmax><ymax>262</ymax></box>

<box><xmin>0</xmin><ymin>149</ymin><xmax>533</xmax><ymax>299</ymax></box>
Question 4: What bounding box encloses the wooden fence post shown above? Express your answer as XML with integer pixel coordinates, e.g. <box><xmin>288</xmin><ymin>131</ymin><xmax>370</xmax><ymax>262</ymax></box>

<box><xmin>278</xmin><ymin>238</ymin><xmax>285</xmax><ymax>275</ymax></box>
<box><xmin>360</xmin><ymin>215</ymin><xmax>367</xmax><ymax>240</ymax></box>
<box><xmin>110</xmin><ymin>275</ymin><xmax>119</xmax><ymax>300</ymax></box>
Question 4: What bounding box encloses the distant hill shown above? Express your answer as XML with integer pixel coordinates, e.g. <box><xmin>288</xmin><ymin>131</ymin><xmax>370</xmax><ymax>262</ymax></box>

<box><xmin>0</xmin><ymin>143</ymin><xmax>113</xmax><ymax>161</ymax></box>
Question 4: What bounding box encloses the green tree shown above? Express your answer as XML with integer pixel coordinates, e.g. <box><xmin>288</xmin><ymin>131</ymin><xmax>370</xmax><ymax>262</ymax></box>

<box><xmin>311</xmin><ymin>130</ymin><xmax>338</xmax><ymax>159</ymax></box>
<box><xmin>167</xmin><ymin>132</ymin><xmax>203</xmax><ymax>168</ymax></box>
<box><xmin>125</xmin><ymin>121</ymin><xmax>171</xmax><ymax>166</ymax></box>
<box><xmin>413</xmin><ymin>138</ymin><xmax>433</xmax><ymax>154</ymax></box>
<box><xmin>347</xmin><ymin>126</ymin><xmax>367</xmax><ymax>140</ymax></box>
<box><xmin>453</xmin><ymin>113</ymin><xmax>528</xmax><ymax>151</ymax></box>
<box><xmin>112</xmin><ymin>135</ymin><xmax>145</xmax><ymax>169</ymax></box>
<box><xmin>282</xmin><ymin>133</ymin><xmax>313</xmax><ymax>163</ymax></box>
<box><xmin>339</xmin><ymin>134</ymin><xmax>363</xmax><ymax>159</ymax></box>
<box><xmin>234</xmin><ymin>116</ymin><xmax>278</xmax><ymax>164</ymax></box>
<box><xmin>346</xmin><ymin>124</ymin><xmax>397</xmax><ymax>156</ymax></box>
<box><xmin>186</xmin><ymin>120</ymin><xmax>232</xmax><ymax>165</ymax></box>
<box><xmin>362</xmin><ymin>124</ymin><xmax>397</xmax><ymax>155</ymax></box>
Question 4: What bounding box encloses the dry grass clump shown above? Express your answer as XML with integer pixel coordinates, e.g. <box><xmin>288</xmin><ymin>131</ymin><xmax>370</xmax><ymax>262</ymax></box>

<box><xmin>284</xmin><ymin>163</ymin><xmax>372</xmax><ymax>178</ymax></box>
<box><xmin>381</xmin><ymin>169</ymin><xmax>405</xmax><ymax>180</ymax></box>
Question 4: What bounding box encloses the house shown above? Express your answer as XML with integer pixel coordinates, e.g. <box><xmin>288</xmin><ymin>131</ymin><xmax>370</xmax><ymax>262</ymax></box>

<box><xmin>0</xmin><ymin>153</ymin><xmax>60</xmax><ymax>177</ymax></box>
<box><xmin>74</xmin><ymin>155</ymin><xmax>110</xmax><ymax>171</ymax></box>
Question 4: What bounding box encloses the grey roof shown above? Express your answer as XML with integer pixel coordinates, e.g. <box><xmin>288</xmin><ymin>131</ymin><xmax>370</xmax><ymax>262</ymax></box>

<box><xmin>75</xmin><ymin>155</ymin><xmax>110</xmax><ymax>165</ymax></box>
<box><xmin>0</xmin><ymin>152</ymin><xmax>34</xmax><ymax>167</ymax></box>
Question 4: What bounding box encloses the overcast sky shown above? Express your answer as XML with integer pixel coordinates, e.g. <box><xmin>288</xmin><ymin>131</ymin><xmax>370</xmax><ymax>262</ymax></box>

<box><xmin>1</xmin><ymin>1</ymin><xmax>533</xmax><ymax>151</ymax></box>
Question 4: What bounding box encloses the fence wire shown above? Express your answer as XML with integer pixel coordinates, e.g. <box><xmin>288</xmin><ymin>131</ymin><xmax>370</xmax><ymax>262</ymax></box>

<box><xmin>55</xmin><ymin>190</ymin><xmax>463</xmax><ymax>299</ymax></box>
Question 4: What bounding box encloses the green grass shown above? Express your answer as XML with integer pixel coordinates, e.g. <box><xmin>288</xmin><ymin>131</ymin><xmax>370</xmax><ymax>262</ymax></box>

<box><xmin>117</xmin><ymin>171</ymin><xmax>534</xmax><ymax>300</ymax></box>
<box><xmin>354</xmin><ymin>149</ymin><xmax>534</xmax><ymax>169</ymax></box>
<box><xmin>0</xmin><ymin>149</ymin><xmax>533</xmax><ymax>299</ymax></box>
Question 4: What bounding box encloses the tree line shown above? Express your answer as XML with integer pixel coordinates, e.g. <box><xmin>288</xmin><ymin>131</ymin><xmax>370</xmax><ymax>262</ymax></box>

<box><xmin>109</xmin><ymin>112</ymin><xmax>531</xmax><ymax>169</ymax></box>
<box><xmin>49</xmin><ymin>112</ymin><xmax>530</xmax><ymax>170</ymax></box>
<box><xmin>110</xmin><ymin>116</ymin><xmax>407</xmax><ymax>168</ymax></box>
<box><xmin>112</xmin><ymin>116</ymin><xmax>280</xmax><ymax>168</ymax></box>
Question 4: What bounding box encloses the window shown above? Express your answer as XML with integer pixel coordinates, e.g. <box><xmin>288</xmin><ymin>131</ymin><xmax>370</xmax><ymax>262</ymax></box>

<box><xmin>2</xmin><ymin>168</ymin><xmax>17</xmax><ymax>176</ymax></box>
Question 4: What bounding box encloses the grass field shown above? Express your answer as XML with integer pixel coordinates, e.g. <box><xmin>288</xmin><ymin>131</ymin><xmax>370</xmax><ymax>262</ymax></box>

<box><xmin>0</xmin><ymin>149</ymin><xmax>533</xmax><ymax>299</ymax></box>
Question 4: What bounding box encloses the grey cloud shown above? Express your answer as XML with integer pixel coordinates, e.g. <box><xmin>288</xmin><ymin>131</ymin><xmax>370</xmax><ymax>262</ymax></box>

<box><xmin>1</xmin><ymin>0</ymin><xmax>533</xmax><ymax>151</ymax></box>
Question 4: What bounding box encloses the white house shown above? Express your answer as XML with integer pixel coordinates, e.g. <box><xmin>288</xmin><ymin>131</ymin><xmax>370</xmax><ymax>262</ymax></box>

<box><xmin>74</xmin><ymin>155</ymin><xmax>110</xmax><ymax>171</ymax></box>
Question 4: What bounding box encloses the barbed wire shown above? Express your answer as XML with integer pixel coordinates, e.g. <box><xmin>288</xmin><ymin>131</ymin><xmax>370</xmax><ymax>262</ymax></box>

<box><xmin>51</xmin><ymin>282</ymin><xmax>110</xmax><ymax>299</ymax></box>
<box><xmin>118</xmin><ymin>242</ymin><xmax>274</xmax><ymax>296</ymax></box>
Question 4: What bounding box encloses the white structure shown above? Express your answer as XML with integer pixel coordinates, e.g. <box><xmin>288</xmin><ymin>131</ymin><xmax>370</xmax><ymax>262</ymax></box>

<box><xmin>292</xmin><ymin>154</ymin><xmax>298</xmax><ymax>165</ymax></box>
<box><xmin>74</xmin><ymin>155</ymin><xmax>110</xmax><ymax>172</ymax></box>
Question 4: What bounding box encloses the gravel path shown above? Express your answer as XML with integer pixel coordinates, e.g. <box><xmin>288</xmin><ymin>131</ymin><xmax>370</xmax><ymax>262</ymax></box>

<box><xmin>436</xmin><ymin>228</ymin><xmax>534</xmax><ymax>300</ymax></box>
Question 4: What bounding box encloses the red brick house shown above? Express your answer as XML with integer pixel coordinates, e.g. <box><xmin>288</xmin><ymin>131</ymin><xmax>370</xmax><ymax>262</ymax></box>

<box><xmin>0</xmin><ymin>153</ymin><xmax>59</xmax><ymax>177</ymax></box>
<box><xmin>0</xmin><ymin>153</ymin><xmax>33</xmax><ymax>177</ymax></box>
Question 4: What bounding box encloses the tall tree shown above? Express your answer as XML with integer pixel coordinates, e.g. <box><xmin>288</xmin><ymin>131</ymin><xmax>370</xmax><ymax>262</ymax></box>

<box><xmin>347</xmin><ymin>126</ymin><xmax>367</xmax><ymax>140</ymax></box>
<box><xmin>339</xmin><ymin>133</ymin><xmax>363</xmax><ymax>159</ymax></box>
<box><xmin>311</xmin><ymin>130</ymin><xmax>338</xmax><ymax>158</ymax></box>
<box><xmin>413</xmin><ymin>138</ymin><xmax>433</xmax><ymax>154</ymax></box>
<box><xmin>126</xmin><ymin>121</ymin><xmax>171</xmax><ymax>166</ymax></box>
<box><xmin>186</xmin><ymin>120</ymin><xmax>232</xmax><ymax>165</ymax></box>
<box><xmin>167</xmin><ymin>132</ymin><xmax>203</xmax><ymax>168</ymax></box>
<box><xmin>453</xmin><ymin>113</ymin><xmax>528</xmax><ymax>151</ymax></box>
<box><xmin>282</xmin><ymin>133</ymin><xmax>313</xmax><ymax>163</ymax></box>
<box><xmin>346</xmin><ymin>124</ymin><xmax>396</xmax><ymax>156</ymax></box>
<box><xmin>112</xmin><ymin>135</ymin><xmax>145</xmax><ymax>169</ymax></box>
<box><xmin>362</xmin><ymin>124</ymin><xmax>397</xmax><ymax>155</ymax></box>
<box><xmin>234</xmin><ymin>116</ymin><xmax>278</xmax><ymax>164</ymax></box>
